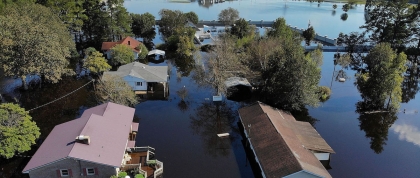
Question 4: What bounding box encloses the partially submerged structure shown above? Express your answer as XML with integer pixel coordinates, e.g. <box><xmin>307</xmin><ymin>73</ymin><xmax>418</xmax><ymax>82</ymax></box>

<box><xmin>238</xmin><ymin>102</ymin><xmax>334</xmax><ymax>178</ymax></box>
<box><xmin>225</xmin><ymin>77</ymin><xmax>252</xmax><ymax>101</ymax></box>
<box><xmin>103</xmin><ymin>62</ymin><xmax>169</xmax><ymax>96</ymax></box>
<box><xmin>23</xmin><ymin>102</ymin><xmax>163</xmax><ymax>178</ymax></box>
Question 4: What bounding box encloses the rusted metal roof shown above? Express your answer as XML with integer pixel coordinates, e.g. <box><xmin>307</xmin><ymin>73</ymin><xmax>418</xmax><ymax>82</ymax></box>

<box><xmin>238</xmin><ymin>102</ymin><xmax>334</xmax><ymax>178</ymax></box>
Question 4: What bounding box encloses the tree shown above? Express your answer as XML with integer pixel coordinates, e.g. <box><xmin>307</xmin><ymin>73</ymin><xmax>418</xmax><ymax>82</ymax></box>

<box><xmin>303</xmin><ymin>26</ymin><xmax>316</xmax><ymax>45</ymax></box>
<box><xmin>267</xmin><ymin>18</ymin><xmax>300</xmax><ymax>41</ymax></box>
<box><xmin>137</xmin><ymin>43</ymin><xmax>149</xmax><ymax>60</ymax></box>
<box><xmin>218</xmin><ymin>7</ymin><xmax>239</xmax><ymax>26</ymax></box>
<box><xmin>159</xmin><ymin>9</ymin><xmax>186</xmax><ymax>37</ymax></box>
<box><xmin>333</xmin><ymin>4</ymin><xmax>337</xmax><ymax>10</ymax></box>
<box><xmin>0</xmin><ymin>103</ymin><xmax>40</xmax><ymax>159</ymax></box>
<box><xmin>229</xmin><ymin>18</ymin><xmax>252</xmax><ymax>39</ymax></box>
<box><xmin>0</xmin><ymin>4</ymin><xmax>75</xmax><ymax>90</ymax></box>
<box><xmin>262</xmin><ymin>34</ymin><xmax>321</xmax><ymax>111</ymax></box>
<box><xmin>95</xmin><ymin>75</ymin><xmax>138</xmax><ymax>106</ymax></box>
<box><xmin>37</xmin><ymin>0</ymin><xmax>87</xmax><ymax>49</ymax></box>
<box><xmin>342</xmin><ymin>4</ymin><xmax>350</xmax><ymax>12</ymax></box>
<box><xmin>131</xmin><ymin>12</ymin><xmax>155</xmax><ymax>39</ymax></box>
<box><xmin>109</xmin><ymin>44</ymin><xmax>135</xmax><ymax>66</ymax></box>
<box><xmin>83</xmin><ymin>48</ymin><xmax>111</xmax><ymax>75</ymax></box>
<box><xmin>81</xmin><ymin>0</ymin><xmax>111</xmax><ymax>50</ymax></box>
<box><xmin>193</xmin><ymin>35</ymin><xmax>248</xmax><ymax>95</ymax></box>
<box><xmin>184</xmin><ymin>11</ymin><xmax>199</xmax><ymax>24</ymax></box>
<box><xmin>360</xmin><ymin>0</ymin><xmax>417</xmax><ymax>49</ymax></box>
<box><xmin>356</xmin><ymin>43</ymin><xmax>407</xmax><ymax>111</ymax></box>
<box><xmin>106</xmin><ymin>0</ymin><xmax>133</xmax><ymax>41</ymax></box>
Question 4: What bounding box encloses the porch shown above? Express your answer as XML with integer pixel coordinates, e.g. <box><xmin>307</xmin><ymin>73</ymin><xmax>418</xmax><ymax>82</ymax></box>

<box><xmin>122</xmin><ymin>147</ymin><xmax>164</xmax><ymax>178</ymax></box>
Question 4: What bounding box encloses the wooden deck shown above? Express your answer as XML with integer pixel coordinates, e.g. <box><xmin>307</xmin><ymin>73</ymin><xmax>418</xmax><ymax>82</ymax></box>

<box><xmin>123</xmin><ymin>152</ymin><xmax>155</xmax><ymax>178</ymax></box>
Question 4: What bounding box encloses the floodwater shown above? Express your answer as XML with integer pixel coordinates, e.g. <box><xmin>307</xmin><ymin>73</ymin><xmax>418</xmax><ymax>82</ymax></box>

<box><xmin>1</xmin><ymin>0</ymin><xmax>420</xmax><ymax>178</ymax></box>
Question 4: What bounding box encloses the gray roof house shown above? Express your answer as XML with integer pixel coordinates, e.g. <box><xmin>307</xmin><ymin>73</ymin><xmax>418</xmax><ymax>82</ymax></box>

<box><xmin>22</xmin><ymin>102</ymin><xmax>163</xmax><ymax>178</ymax></box>
<box><xmin>238</xmin><ymin>102</ymin><xmax>335</xmax><ymax>178</ymax></box>
<box><xmin>103</xmin><ymin>62</ymin><xmax>168</xmax><ymax>95</ymax></box>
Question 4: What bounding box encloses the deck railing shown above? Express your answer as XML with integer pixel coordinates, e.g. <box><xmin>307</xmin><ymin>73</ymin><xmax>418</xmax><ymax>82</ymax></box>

<box><xmin>154</xmin><ymin>160</ymin><xmax>164</xmax><ymax>178</ymax></box>
<box><xmin>129</xmin><ymin>146</ymin><xmax>156</xmax><ymax>153</ymax></box>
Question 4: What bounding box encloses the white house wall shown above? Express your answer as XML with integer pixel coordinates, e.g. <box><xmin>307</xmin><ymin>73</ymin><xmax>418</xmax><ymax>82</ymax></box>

<box><xmin>123</xmin><ymin>76</ymin><xmax>147</xmax><ymax>91</ymax></box>
<box><xmin>314</xmin><ymin>153</ymin><xmax>330</xmax><ymax>161</ymax></box>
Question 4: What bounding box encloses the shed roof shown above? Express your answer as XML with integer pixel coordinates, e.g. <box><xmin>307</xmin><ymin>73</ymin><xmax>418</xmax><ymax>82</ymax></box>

<box><xmin>101</xmin><ymin>36</ymin><xmax>141</xmax><ymax>53</ymax></box>
<box><xmin>238</xmin><ymin>102</ymin><xmax>334</xmax><ymax>178</ymax></box>
<box><xmin>23</xmin><ymin>102</ymin><xmax>135</xmax><ymax>173</ymax></box>
<box><xmin>103</xmin><ymin>62</ymin><xmax>168</xmax><ymax>82</ymax></box>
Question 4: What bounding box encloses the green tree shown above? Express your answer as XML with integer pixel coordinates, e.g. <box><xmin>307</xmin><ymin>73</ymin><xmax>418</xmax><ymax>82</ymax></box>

<box><xmin>83</xmin><ymin>48</ymin><xmax>111</xmax><ymax>75</ymax></box>
<box><xmin>37</xmin><ymin>0</ymin><xmax>87</xmax><ymax>49</ymax></box>
<box><xmin>218</xmin><ymin>7</ymin><xmax>240</xmax><ymax>26</ymax></box>
<box><xmin>230</xmin><ymin>18</ymin><xmax>252</xmax><ymax>39</ymax></box>
<box><xmin>356</xmin><ymin>43</ymin><xmax>407</xmax><ymax>111</ymax></box>
<box><xmin>96</xmin><ymin>75</ymin><xmax>138</xmax><ymax>106</ymax></box>
<box><xmin>106</xmin><ymin>0</ymin><xmax>133</xmax><ymax>41</ymax></box>
<box><xmin>342</xmin><ymin>4</ymin><xmax>350</xmax><ymax>12</ymax></box>
<box><xmin>109</xmin><ymin>44</ymin><xmax>135</xmax><ymax>66</ymax></box>
<box><xmin>184</xmin><ymin>11</ymin><xmax>199</xmax><ymax>24</ymax></box>
<box><xmin>131</xmin><ymin>12</ymin><xmax>156</xmax><ymax>40</ymax></box>
<box><xmin>262</xmin><ymin>35</ymin><xmax>321</xmax><ymax>111</ymax></box>
<box><xmin>303</xmin><ymin>26</ymin><xmax>316</xmax><ymax>45</ymax></box>
<box><xmin>267</xmin><ymin>17</ymin><xmax>300</xmax><ymax>41</ymax></box>
<box><xmin>333</xmin><ymin>4</ymin><xmax>337</xmax><ymax>10</ymax></box>
<box><xmin>82</xmin><ymin>0</ymin><xmax>111</xmax><ymax>49</ymax></box>
<box><xmin>360</xmin><ymin>0</ymin><xmax>417</xmax><ymax>48</ymax></box>
<box><xmin>159</xmin><ymin>9</ymin><xmax>186</xmax><ymax>37</ymax></box>
<box><xmin>0</xmin><ymin>4</ymin><xmax>75</xmax><ymax>90</ymax></box>
<box><xmin>0</xmin><ymin>103</ymin><xmax>40</xmax><ymax>159</ymax></box>
<box><xmin>138</xmin><ymin>43</ymin><xmax>149</xmax><ymax>60</ymax></box>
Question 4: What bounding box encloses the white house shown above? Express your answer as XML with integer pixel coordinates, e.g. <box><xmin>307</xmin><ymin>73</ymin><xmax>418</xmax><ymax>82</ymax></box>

<box><xmin>101</xmin><ymin>37</ymin><xmax>141</xmax><ymax>60</ymax></box>
<box><xmin>103</xmin><ymin>62</ymin><xmax>168</xmax><ymax>94</ymax></box>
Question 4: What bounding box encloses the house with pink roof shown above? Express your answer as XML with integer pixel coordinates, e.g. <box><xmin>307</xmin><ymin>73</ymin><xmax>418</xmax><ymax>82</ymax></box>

<box><xmin>22</xmin><ymin>102</ymin><xmax>163</xmax><ymax>178</ymax></box>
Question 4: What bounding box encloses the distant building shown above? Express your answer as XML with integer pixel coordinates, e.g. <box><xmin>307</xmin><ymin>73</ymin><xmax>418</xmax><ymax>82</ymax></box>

<box><xmin>238</xmin><ymin>102</ymin><xmax>335</xmax><ymax>178</ymax></box>
<box><xmin>103</xmin><ymin>62</ymin><xmax>168</xmax><ymax>95</ymax></box>
<box><xmin>101</xmin><ymin>36</ymin><xmax>142</xmax><ymax>60</ymax></box>
<box><xmin>22</xmin><ymin>102</ymin><xmax>163</xmax><ymax>178</ymax></box>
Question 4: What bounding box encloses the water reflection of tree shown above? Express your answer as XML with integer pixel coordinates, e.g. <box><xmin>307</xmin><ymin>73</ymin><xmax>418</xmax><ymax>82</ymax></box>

<box><xmin>190</xmin><ymin>101</ymin><xmax>237</xmax><ymax>157</ymax></box>
<box><xmin>173</xmin><ymin>55</ymin><xmax>196</xmax><ymax>77</ymax></box>
<box><xmin>356</xmin><ymin>105</ymin><xmax>398</xmax><ymax>154</ymax></box>
<box><xmin>401</xmin><ymin>64</ymin><xmax>419</xmax><ymax>103</ymax></box>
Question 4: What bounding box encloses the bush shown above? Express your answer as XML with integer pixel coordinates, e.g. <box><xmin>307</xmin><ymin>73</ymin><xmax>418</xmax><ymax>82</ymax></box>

<box><xmin>318</xmin><ymin>86</ymin><xmax>331</xmax><ymax>102</ymax></box>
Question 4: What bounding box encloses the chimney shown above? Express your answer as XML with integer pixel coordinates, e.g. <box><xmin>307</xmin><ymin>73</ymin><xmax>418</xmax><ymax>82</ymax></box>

<box><xmin>76</xmin><ymin>135</ymin><xmax>90</xmax><ymax>145</ymax></box>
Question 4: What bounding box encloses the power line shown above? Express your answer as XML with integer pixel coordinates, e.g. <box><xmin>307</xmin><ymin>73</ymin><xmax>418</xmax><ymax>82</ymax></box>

<box><xmin>28</xmin><ymin>80</ymin><xmax>94</xmax><ymax>112</ymax></box>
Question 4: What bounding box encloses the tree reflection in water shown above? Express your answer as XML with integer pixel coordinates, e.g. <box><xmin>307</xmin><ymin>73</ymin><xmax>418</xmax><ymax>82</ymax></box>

<box><xmin>356</xmin><ymin>104</ymin><xmax>398</xmax><ymax>154</ymax></box>
<box><xmin>401</xmin><ymin>64</ymin><xmax>419</xmax><ymax>103</ymax></box>
<box><xmin>190</xmin><ymin>101</ymin><xmax>238</xmax><ymax>157</ymax></box>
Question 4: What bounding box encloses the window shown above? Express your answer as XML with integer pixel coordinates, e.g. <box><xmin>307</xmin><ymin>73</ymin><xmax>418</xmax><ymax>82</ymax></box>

<box><xmin>86</xmin><ymin>168</ymin><xmax>95</xmax><ymax>175</ymax></box>
<box><xmin>136</xmin><ymin>82</ymin><xmax>142</xmax><ymax>86</ymax></box>
<box><xmin>60</xmin><ymin>169</ymin><xmax>69</xmax><ymax>176</ymax></box>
